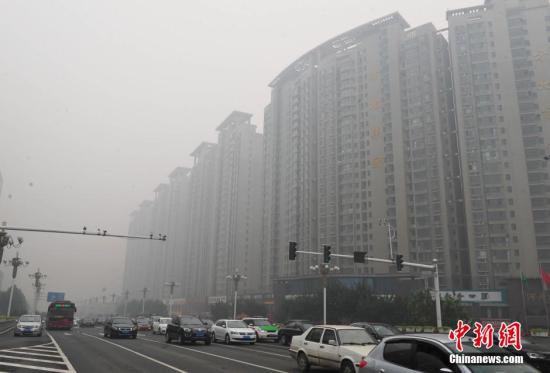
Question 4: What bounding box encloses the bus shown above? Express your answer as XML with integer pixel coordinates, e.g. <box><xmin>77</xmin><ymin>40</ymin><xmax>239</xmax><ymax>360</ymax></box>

<box><xmin>46</xmin><ymin>300</ymin><xmax>77</xmax><ymax>330</ymax></box>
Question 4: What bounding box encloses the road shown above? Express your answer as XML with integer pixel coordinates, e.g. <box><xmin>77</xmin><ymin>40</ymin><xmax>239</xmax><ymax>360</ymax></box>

<box><xmin>0</xmin><ymin>324</ymin><xmax>334</xmax><ymax>373</ymax></box>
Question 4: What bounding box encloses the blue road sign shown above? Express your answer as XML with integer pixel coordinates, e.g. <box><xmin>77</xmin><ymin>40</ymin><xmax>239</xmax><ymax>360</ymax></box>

<box><xmin>47</xmin><ymin>292</ymin><xmax>65</xmax><ymax>302</ymax></box>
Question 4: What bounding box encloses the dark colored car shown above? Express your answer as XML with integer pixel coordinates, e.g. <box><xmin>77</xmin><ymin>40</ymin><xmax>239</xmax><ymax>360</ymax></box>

<box><xmin>351</xmin><ymin>322</ymin><xmax>402</xmax><ymax>342</ymax></box>
<box><xmin>95</xmin><ymin>316</ymin><xmax>106</xmax><ymax>325</ymax></box>
<box><xmin>277</xmin><ymin>320</ymin><xmax>313</xmax><ymax>345</ymax></box>
<box><xmin>165</xmin><ymin>315</ymin><xmax>211</xmax><ymax>345</ymax></box>
<box><xmin>79</xmin><ymin>318</ymin><xmax>95</xmax><ymax>327</ymax></box>
<box><xmin>103</xmin><ymin>317</ymin><xmax>137</xmax><ymax>339</ymax></box>
<box><xmin>465</xmin><ymin>329</ymin><xmax>550</xmax><ymax>371</ymax></box>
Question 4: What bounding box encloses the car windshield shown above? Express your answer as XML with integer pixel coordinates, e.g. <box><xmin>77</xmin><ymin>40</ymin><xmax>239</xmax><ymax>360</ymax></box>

<box><xmin>137</xmin><ymin>318</ymin><xmax>149</xmax><ymax>324</ymax></box>
<box><xmin>180</xmin><ymin>316</ymin><xmax>202</xmax><ymax>326</ymax></box>
<box><xmin>228</xmin><ymin>321</ymin><xmax>247</xmax><ymax>328</ymax></box>
<box><xmin>112</xmin><ymin>318</ymin><xmax>132</xmax><ymax>325</ymax></box>
<box><xmin>160</xmin><ymin>318</ymin><xmax>171</xmax><ymax>324</ymax></box>
<box><xmin>372</xmin><ymin>324</ymin><xmax>399</xmax><ymax>337</ymax></box>
<box><xmin>338</xmin><ymin>329</ymin><xmax>377</xmax><ymax>345</ymax></box>
<box><xmin>253</xmin><ymin>320</ymin><xmax>271</xmax><ymax>326</ymax></box>
<box><xmin>20</xmin><ymin>315</ymin><xmax>41</xmax><ymax>322</ymax></box>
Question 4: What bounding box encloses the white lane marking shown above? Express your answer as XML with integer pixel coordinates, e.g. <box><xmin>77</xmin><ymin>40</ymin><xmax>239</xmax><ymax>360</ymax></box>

<box><xmin>217</xmin><ymin>344</ymin><xmax>290</xmax><ymax>358</ymax></box>
<box><xmin>80</xmin><ymin>333</ymin><xmax>187</xmax><ymax>373</ymax></box>
<box><xmin>46</xmin><ymin>331</ymin><xmax>77</xmax><ymax>372</ymax></box>
<box><xmin>64</xmin><ymin>333</ymin><xmax>72</xmax><ymax>336</ymax></box>
<box><xmin>20</xmin><ymin>347</ymin><xmax>60</xmax><ymax>354</ymax></box>
<box><xmin>0</xmin><ymin>361</ymin><xmax>70</xmax><ymax>372</ymax></box>
<box><xmin>0</xmin><ymin>326</ymin><xmax>14</xmax><ymax>335</ymax></box>
<box><xmin>0</xmin><ymin>354</ymin><xmax>67</xmax><ymax>365</ymax></box>
<box><xmin>140</xmin><ymin>337</ymin><xmax>288</xmax><ymax>373</ymax></box>
<box><xmin>3</xmin><ymin>350</ymin><xmax>63</xmax><ymax>358</ymax></box>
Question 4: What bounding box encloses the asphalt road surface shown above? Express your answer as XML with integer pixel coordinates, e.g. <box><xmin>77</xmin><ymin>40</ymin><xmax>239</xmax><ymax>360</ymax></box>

<box><xmin>0</xmin><ymin>324</ymin><xmax>335</xmax><ymax>373</ymax></box>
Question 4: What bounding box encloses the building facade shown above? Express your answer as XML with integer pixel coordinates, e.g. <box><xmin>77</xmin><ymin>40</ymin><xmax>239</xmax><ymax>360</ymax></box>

<box><xmin>264</xmin><ymin>13</ymin><xmax>468</xmax><ymax>291</ymax></box>
<box><xmin>447</xmin><ymin>0</ymin><xmax>550</xmax><ymax>288</ymax></box>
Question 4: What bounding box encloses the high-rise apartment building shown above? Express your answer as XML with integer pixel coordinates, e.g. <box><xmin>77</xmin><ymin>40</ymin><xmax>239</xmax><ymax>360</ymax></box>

<box><xmin>447</xmin><ymin>0</ymin><xmax>550</xmax><ymax>288</ymax></box>
<box><xmin>264</xmin><ymin>13</ymin><xmax>468</xmax><ymax>291</ymax></box>
<box><xmin>213</xmin><ymin>111</ymin><xmax>264</xmax><ymax>298</ymax></box>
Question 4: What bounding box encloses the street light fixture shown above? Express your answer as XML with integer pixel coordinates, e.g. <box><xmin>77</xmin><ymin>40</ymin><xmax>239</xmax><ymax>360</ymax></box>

<box><xmin>378</xmin><ymin>218</ymin><xmax>396</xmax><ymax>259</ymax></box>
<box><xmin>226</xmin><ymin>269</ymin><xmax>247</xmax><ymax>319</ymax></box>
<box><xmin>4</xmin><ymin>252</ymin><xmax>29</xmax><ymax>317</ymax></box>
<box><xmin>310</xmin><ymin>263</ymin><xmax>340</xmax><ymax>325</ymax></box>
<box><xmin>0</xmin><ymin>225</ymin><xmax>23</xmax><ymax>263</ymax></box>
<box><xmin>164</xmin><ymin>281</ymin><xmax>180</xmax><ymax>316</ymax></box>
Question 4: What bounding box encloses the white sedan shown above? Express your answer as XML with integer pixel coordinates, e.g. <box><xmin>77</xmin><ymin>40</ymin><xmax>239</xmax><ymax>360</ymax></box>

<box><xmin>211</xmin><ymin>319</ymin><xmax>256</xmax><ymax>344</ymax></box>
<box><xmin>152</xmin><ymin>317</ymin><xmax>171</xmax><ymax>335</ymax></box>
<box><xmin>289</xmin><ymin>325</ymin><xmax>377</xmax><ymax>373</ymax></box>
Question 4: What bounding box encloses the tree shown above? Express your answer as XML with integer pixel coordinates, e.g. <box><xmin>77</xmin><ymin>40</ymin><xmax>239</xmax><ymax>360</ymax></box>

<box><xmin>0</xmin><ymin>285</ymin><xmax>28</xmax><ymax>316</ymax></box>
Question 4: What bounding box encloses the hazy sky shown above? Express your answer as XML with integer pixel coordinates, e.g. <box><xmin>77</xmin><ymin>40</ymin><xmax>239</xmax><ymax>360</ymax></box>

<box><xmin>0</xmin><ymin>0</ymin><xmax>480</xmax><ymax>309</ymax></box>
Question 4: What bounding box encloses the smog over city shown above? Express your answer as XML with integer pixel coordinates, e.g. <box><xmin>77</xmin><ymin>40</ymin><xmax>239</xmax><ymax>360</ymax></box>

<box><xmin>1</xmin><ymin>1</ymin><xmax>549</xmax><ymax>372</ymax></box>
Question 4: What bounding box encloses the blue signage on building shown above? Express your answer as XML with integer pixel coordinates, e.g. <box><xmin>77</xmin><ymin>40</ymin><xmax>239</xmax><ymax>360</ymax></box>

<box><xmin>47</xmin><ymin>292</ymin><xmax>65</xmax><ymax>302</ymax></box>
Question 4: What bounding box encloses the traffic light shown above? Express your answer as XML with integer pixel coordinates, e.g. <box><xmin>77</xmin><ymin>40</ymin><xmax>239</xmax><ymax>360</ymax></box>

<box><xmin>289</xmin><ymin>241</ymin><xmax>297</xmax><ymax>261</ymax></box>
<box><xmin>353</xmin><ymin>251</ymin><xmax>366</xmax><ymax>263</ymax></box>
<box><xmin>323</xmin><ymin>245</ymin><xmax>331</xmax><ymax>263</ymax></box>
<box><xmin>395</xmin><ymin>254</ymin><xmax>404</xmax><ymax>271</ymax></box>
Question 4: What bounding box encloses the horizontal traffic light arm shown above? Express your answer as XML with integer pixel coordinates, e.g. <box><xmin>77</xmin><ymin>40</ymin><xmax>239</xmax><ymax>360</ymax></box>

<box><xmin>295</xmin><ymin>250</ymin><xmax>436</xmax><ymax>270</ymax></box>
<box><xmin>1</xmin><ymin>226</ymin><xmax>167</xmax><ymax>241</ymax></box>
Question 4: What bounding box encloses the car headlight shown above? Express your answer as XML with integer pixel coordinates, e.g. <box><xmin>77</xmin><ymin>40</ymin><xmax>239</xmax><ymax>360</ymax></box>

<box><xmin>16</xmin><ymin>324</ymin><xmax>22</xmax><ymax>329</ymax></box>
<box><xmin>132</xmin><ymin>326</ymin><xmax>137</xmax><ymax>331</ymax></box>
<box><xmin>230</xmin><ymin>331</ymin><xmax>238</xmax><ymax>335</ymax></box>
<box><xmin>184</xmin><ymin>328</ymin><xmax>191</xmax><ymax>332</ymax></box>
<box><xmin>527</xmin><ymin>352</ymin><xmax>545</xmax><ymax>359</ymax></box>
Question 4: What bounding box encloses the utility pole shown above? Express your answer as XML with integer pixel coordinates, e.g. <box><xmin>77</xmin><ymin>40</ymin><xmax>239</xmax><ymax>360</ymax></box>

<box><xmin>141</xmin><ymin>287</ymin><xmax>148</xmax><ymax>314</ymax></box>
<box><xmin>123</xmin><ymin>290</ymin><xmax>130</xmax><ymax>316</ymax></box>
<box><xmin>29</xmin><ymin>268</ymin><xmax>47</xmax><ymax>314</ymax></box>
<box><xmin>0</xmin><ymin>227</ymin><xmax>23</xmax><ymax>264</ymax></box>
<box><xmin>226</xmin><ymin>269</ymin><xmax>247</xmax><ymax>319</ymax></box>
<box><xmin>4</xmin><ymin>252</ymin><xmax>29</xmax><ymax>317</ymax></box>
<box><xmin>378</xmin><ymin>218</ymin><xmax>396</xmax><ymax>259</ymax></box>
<box><xmin>164</xmin><ymin>281</ymin><xmax>179</xmax><ymax>316</ymax></box>
<box><xmin>309</xmin><ymin>263</ymin><xmax>340</xmax><ymax>324</ymax></box>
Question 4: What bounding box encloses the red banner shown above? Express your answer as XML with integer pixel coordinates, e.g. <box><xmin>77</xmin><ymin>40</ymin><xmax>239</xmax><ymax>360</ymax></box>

<box><xmin>540</xmin><ymin>267</ymin><xmax>550</xmax><ymax>286</ymax></box>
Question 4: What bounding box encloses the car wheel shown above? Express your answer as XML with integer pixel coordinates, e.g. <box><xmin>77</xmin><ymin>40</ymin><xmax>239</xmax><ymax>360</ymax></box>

<box><xmin>297</xmin><ymin>352</ymin><xmax>310</xmax><ymax>372</ymax></box>
<box><xmin>212</xmin><ymin>332</ymin><xmax>216</xmax><ymax>342</ymax></box>
<box><xmin>340</xmin><ymin>360</ymin><xmax>355</xmax><ymax>373</ymax></box>
<box><xmin>179</xmin><ymin>333</ymin><xmax>186</xmax><ymax>345</ymax></box>
<box><xmin>224</xmin><ymin>334</ymin><xmax>231</xmax><ymax>345</ymax></box>
<box><xmin>165</xmin><ymin>332</ymin><xmax>172</xmax><ymax>343</ymax></box>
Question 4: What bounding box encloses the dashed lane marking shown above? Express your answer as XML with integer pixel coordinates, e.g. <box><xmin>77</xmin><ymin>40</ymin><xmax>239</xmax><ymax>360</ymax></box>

<box><xmin>80</xmin><ymin>332</ymin><xmax>187</xmax><ymax>373</ymax></box>
<box><xmin>140</xmin><ymin>337</ymin><xmax>288</xmax><ymax>373</ymax></box>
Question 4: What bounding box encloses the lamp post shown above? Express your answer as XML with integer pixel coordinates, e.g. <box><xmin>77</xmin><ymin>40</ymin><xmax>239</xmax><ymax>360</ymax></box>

<box><xmin>29</xmin><ymin>269</ymin><xmax>47</xmax><ymax>314</ymax></box>
<box><xmin>378</xmin><ymin>218</ymin><xmax>396</xmax><ymax>259</ymax></box>
<box><xmin>0</xmin><ymin>226</ymin><xmax>23</xmax><ymax>264</ymax></box>
<box><xmin>141</xmin><ymin>287</ymin><xmax>148</xmax><ymax>314</ymax></box>
<box><xmin>4</xmin><ymin>252</ymin><xmax>29</xmax><ymax>317</ymax></box>
<box><xmin>123</xmin><ymin>290</ymin><xmax>130</xmax><ymax>316</ymax></box>
<box><xmin>226</xmin><ymin>269</ymin><xmax>247</xmax><ymax>319</ymax></box>
<box><xmin>309</xmin><ymin>263</ymin><xmax>340</xmax><ymax>325</ymax></box>
<box><xmin>164</xmin><ymin>282</ymin><xmax>179</xmax><ymax>316</ymax></box>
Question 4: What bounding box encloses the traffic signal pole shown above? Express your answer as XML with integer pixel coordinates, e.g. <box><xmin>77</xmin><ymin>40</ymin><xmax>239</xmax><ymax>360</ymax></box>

<box><xmin>291</xmin><ymin>246</ymin><xmax>442</xmax><ymax>328</ymax></box>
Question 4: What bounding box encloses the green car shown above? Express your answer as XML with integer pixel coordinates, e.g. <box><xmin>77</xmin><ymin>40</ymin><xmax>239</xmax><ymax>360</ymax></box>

<box><xmin>242</xmin><ymin>318</ymin><xmax>279</xmax><ymax>342</ymax></box>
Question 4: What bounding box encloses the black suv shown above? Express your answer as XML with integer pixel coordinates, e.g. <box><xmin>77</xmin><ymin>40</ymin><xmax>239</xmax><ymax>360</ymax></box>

<box><xmin>103</xmin><ymin>316</ymin><xmax>137</xmax><ymax>339</ymax></box>
<box><xmin>277</xmin><ymin>320</ymin><xmax>313</xmax><ymax>345</ymax></box>
<box><xmin>165</xmin><ymin>315</ymin><xmax>211</xmax><ymax>345</ymax></box>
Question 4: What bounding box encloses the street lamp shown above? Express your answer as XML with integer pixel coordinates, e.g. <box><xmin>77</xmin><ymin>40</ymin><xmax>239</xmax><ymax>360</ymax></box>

<box><xmin>4</xmin><ymin>252</ymin><xmax>29</xmax><ymax>317</ymax></box>
<box><xmin>309</xmin><ymin>263</ymin><xmax>340</xmax><ymax>325</ymax></box>
<box><xmin>164</xmin><ymin>281</ymin><xmax>179</xmax><ymax>316</ymax></box>
<box><xmin>226</xmin><ymin>269</ymin><xmax>247</xmax><ymax>319</ymax></box>
<box><xmin>0</xmin><ymin>226</ymin><xmax>23</xmax><ymax>264</ymax></box>
<box><xmin>29</xmin><ymin>269</ymin><xmax>47</xmax><ymax>314</ymax></box>
<box><xmin>378</xmin><ymin>218</ymin><xmax>396</xmax><ymax>259</ymax></box>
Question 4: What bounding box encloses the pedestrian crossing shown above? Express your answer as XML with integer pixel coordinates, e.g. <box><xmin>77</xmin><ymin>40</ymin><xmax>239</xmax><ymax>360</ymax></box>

<box><xmin>0</xmin><ymin>340</ymin><xmax>75</xmax><ymax>372</ymax></box>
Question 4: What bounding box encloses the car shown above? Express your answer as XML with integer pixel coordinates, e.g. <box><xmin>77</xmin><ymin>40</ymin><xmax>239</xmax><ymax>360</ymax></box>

<box><xmin>165</xmin><ymin>315</ymin><xmax>211</xmax><ymax>345</ymax></box>
<box><xmin>365</xmin><ymin>333</ymin><xmax>541</xmax><ymax>373</ymax></box>
<box><xmin>153</xmin><ymin>317</ymin><xmax>172</xmax><ymax>335</ymax></box>
<box><xmin>73</xmin><ymin>318</ymin><xmax>80</xmax><ymax>327</ymax></box>
<box><xmin>136</xmin><ymin>317</ymin><xmax>151</xmax><ymax>331</ymax></box>
<box><xmin>290</xmin><ymin>325</ymin><xmax>376</xmax><ymax>373</ymax></box>
<box><xmin>14</xmin><ymin>315</ymin><xmax>43</xmax><ymax>337</ymax></box>
<box><xmin>150</xmin><ymin>315</ymin><xmax>162</xmax><ymax>328</ymax></box>
<box><xmin>103</xmin><ymin>316</ymin><xmax>138</xmax><ymax>339</ymax></box>
<box><xmin>200</xmin><ymin>318</ymin><xmax>214</xmax><ymax>333</ymax></box>
<box><xmin>278</xmin><ymin>320</ymin><xmax>313</xmax><ymax>346</ymax></box>
<box><xmin>96</xmin><ymin>316</ymin><xmax>106</xmax><ymax>325</ymax></box>
<box><xmin>211</xmin><ymin>319</ymin><xmax>256</xmax><ymax>344</ymax></box>
<box><xmin>350</xmin><ymin>322</ymin><xmax>401</xmax><ymax>342</ymax></box>
<box><xmin>79</xmin><ymin>318</ymin><xmax>95</xmax><ymax>327</ymax></box>
<box><xmin>242</xmin><ymin>317</ymin><xmax>279</xmax><ymax>342</ymax></box>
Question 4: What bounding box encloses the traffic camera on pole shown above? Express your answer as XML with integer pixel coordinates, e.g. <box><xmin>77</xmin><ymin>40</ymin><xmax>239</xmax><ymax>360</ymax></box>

<box><xmin>323</xmin><ymin>245</ymin><xmax>331</xmax><ymax>263</ymax></box>
<box><xmin>353</xmin><ymin>251</ymin><xmax>366</xmax><ymax>264</ymax></box>
<box><xmin>395</xmin><ymin>254</ymin><xmax>404</xmax><ymax>271</ymax></box>
<box><xmin>289</xmin><ymin>241</ymin><xmax>297</xmax><ymax>261</ymax></box>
